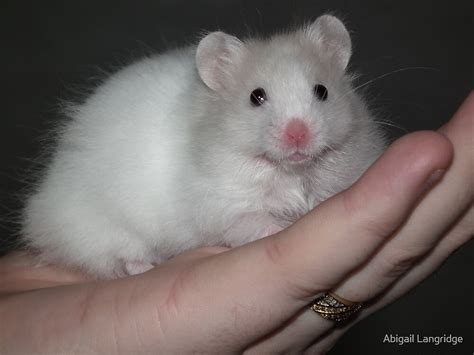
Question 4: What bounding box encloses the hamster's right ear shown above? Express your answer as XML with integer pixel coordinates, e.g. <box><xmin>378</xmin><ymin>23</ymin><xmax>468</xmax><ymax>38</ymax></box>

<box><xmin>196</xmin><ymin>31</ymin><xmax>246</xmax><ymax>91</ymax></box>
<box><xmin>305</xmin><ymin>15</ymin><xmax>352</xmax><ymax>70</ymax></box>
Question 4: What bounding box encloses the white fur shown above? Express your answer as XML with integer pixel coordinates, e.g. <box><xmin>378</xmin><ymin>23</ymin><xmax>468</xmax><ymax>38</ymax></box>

<box><xmin>22</xmin><ymin>15</ymin><xmax>386</xmax><ymax>278</ymax></box>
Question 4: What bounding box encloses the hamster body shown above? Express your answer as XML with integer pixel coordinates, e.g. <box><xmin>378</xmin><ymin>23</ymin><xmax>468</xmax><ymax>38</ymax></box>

<box><xmin>22</xmin><ymin>15</ymin><xmax>386</xmax><ymax>278</ymax></box>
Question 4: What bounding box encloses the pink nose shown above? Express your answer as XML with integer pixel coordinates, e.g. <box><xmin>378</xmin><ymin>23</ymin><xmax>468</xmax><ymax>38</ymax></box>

<box><xmin>283</xmin><ymin>119</ymin><xmax>310</xmax><ymax>147</ymax></box>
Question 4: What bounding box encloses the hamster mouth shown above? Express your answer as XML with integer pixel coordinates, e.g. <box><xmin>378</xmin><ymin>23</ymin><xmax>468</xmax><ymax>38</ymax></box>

<box><xmin>287</xmin><ymin>152</ymin><xmax>310</xmax><ymax>162</ymax></box>
<box><xmin>256</xmin><ymin>152</ymin><xmax>314</xmax><ymax>166</ymax></box>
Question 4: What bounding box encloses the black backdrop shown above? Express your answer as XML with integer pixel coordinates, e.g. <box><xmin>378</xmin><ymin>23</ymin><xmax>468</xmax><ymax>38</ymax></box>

<box><xmin>1</xmin><ymin>1</ymin><xmax>473</xmax><ymax>354</ymax></box>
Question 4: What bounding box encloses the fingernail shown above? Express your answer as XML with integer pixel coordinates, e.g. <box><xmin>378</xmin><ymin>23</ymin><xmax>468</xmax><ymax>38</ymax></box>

<box><xmin>425</xmin><ymin>169</ymin><xmax>446</xmax><ymax>189</ymax></box>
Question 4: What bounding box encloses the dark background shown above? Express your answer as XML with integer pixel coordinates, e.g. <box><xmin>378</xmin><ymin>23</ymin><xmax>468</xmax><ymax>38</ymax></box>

<box><xmin>1</xmin><ymin>0</ymin><xmax>472</xmax><ymax>354</ymax></box>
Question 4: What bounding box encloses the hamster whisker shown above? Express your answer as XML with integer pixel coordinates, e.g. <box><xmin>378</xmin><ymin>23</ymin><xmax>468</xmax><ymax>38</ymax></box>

<box><xmin>352</xmin><ymin>66</ymin><xmax>438</xmax><ymax>94</ymax></box>
<box><xmin>324</xmin><ymin>143</ymin><xmax>346</xmax><ymax>156</ymax></box>
<box><xmin>334</xmin><ymin>67</ymin><xmax>439</xmax><ymax>106</ymax></box>
<box><xmin>373</xmin><ymin>119</ymin><xmax>408</xmax><ymax>133</ymax></box>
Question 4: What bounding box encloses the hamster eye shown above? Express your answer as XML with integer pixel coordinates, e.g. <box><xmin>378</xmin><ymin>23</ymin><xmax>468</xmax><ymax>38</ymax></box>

<box><xmin>250</xmin><ymin>88</ymin><xmax>267</xmax><ymax>107</ymax></box>
<box><xmin>314</xmin><ymin>84</ymin><xmax>328</xmax><ymax>101</ymax></box>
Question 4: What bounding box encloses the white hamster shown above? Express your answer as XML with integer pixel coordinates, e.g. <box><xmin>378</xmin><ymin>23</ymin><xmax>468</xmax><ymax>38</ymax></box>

<box><xmin>22</xmin><ymin>15</ymin><xmax>386</xmax><ymax>278</ymax></box>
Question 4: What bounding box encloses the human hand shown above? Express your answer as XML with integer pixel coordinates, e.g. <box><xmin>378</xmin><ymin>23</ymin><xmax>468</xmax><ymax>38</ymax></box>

<box><xmin>1</xmin><ymin>94</ymin><xmax>471</xmax><ymax>354</ymax></box>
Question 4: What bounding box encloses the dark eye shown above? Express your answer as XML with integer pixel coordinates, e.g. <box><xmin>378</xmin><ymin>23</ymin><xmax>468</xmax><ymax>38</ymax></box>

<box><xmin>250</xmin><ymin>88</ymin><xmax>267</xmax><ymax>107</ymax></box>
<box><xmin>314</xmin><ymin>84</ymin><xmax>328</xmax><ymax>101</ymax></box>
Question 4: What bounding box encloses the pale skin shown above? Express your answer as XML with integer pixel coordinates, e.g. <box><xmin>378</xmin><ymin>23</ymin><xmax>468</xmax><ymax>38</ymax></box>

<box><xmin>0</xmin><ymin>93</ymin><xmax>472</xmax><ymax>354</ymax></box>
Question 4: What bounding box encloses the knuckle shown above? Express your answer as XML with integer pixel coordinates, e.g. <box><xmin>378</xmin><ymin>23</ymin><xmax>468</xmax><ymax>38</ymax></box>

<box><xmin>444</xmin><ymin>228</ymin><xmax>473</xmax><ymax>254</ymax></box>
<box><xmin>262</xmin><ymin>238</ymin><xmax>328</xmax><ymax>300</ymax></box>
<box><xmin>341</xmin><ymin>189</ymin><xmax>395</xmax><ymax>240</ymax></box>
<box><xmin>163</xmin><ymin>266</ymin><xmax>195</xmax><ymax>317</ymax></box>
<box><xmin>363</xmin><ymin>217</ymin><xmax>396</xmax><ymax>241</ymax></box>
<box><xmin>379</xmin><ymin>247</ymin><xmax>423</xmax><ymax>279</ymax></box>
<box><xmin>262</xmin><ymin>237</ymin><xmax>286</xmax><ymax>269</ymax></box>
<box><xmin>341</xmin><ymin>187</ymin><xmax>364</xmax><ymax>219</ymax></box>
<box><xmin>445</xmin><ymin>207</ymin><xmax>474</xmax><ymax>250</ymax></box>
<box><xmin>77</xmin><ymin>285</ymin><xmax>98</xmax><ymax>328</ymax></box>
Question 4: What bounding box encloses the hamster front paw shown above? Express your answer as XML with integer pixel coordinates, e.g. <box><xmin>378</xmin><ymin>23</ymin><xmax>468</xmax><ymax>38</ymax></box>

<box><xmin>124</xmin><ymin>261</ymin><xmax>155</xmax><ymax>275</ymax></box>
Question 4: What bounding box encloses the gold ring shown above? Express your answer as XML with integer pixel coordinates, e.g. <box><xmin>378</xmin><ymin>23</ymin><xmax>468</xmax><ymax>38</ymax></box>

<box><xmin>310</xmin><ymin>292</ymin><xmax>362</xmax><ymax>322</ymax></box>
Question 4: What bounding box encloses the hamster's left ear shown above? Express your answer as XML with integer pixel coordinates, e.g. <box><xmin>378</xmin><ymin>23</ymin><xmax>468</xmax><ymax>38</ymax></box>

<box><xmin>196</xmin><ymin>31</ymin><xmax>246</xmax><ymax>91</ymax></box>
<box><xmin>305</xmin><ymin>15</ymin><xmax>352</xmax><ymax>70</ymax></box>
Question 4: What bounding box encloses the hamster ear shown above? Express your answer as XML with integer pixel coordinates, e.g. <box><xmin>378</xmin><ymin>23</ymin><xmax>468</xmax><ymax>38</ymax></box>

<box><xmin>305</xmin><ymin>15</ymin><xmax>352</xmax><ymax>70</ymax></box>
<box><xmin>196</xmin><ymin>31</ymin><xmax>245</xmax><ymax>91</ymax></box>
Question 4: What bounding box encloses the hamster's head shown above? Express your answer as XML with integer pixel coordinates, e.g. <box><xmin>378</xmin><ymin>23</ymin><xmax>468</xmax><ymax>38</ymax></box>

<box><xmin>196</xmin><ymin>15</ymin><xmax>363</xmax><ymax>169</ymax></box>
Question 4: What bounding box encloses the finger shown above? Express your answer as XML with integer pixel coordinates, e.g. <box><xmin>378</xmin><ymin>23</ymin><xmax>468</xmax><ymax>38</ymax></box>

<box><xmin>304</xmin><ymin>325</ymin><xmax>350</xmax><ymax>354</ymax></box>
<box><xmin>361</xmin><ymin>204</ymin><xmax>473</xmax><ymax>316</ymax></box>
<box><xmin>439</xmin><ymin>91</ymin><xmax>474</xmax><ymax>139</ymax></box>
<box><xmin>306</xmin><ymin>205</ymin><xmax>473</xmax><ymax>355</ymax></box>
<box><xmin>333</xmin><ymin>91</ymin><xmax>472</xmax><ymax>301</ymax></box>
<box><xmin>0</xmin><ymin>251</ymin><xmax>91</xmax><ymax>293</ymax></box>
<box><xmin>0</xmin><ymin>245</ymin><xmax>231</xmax><ymax>354</ymax></box>
<box><xmin>153</xmin><ymin>131</ymin><xmax>452</xmax><ymax>351</ymax></box>
<box><xmin>0</xmin><ymin>247</ymin><xmax>229</xmax><ymax>294</ymax></box>
<box><xmin>244</xmin><ymin>306</ymin><xmax>332</xmax><ymax>354</ymax></box>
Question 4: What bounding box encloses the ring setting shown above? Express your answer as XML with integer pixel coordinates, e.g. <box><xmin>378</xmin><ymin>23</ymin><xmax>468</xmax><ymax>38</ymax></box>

<box><xmin>310</xmin><ymin>292</ymin><xmax>362</xmax><ymax>322</ymax></box>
